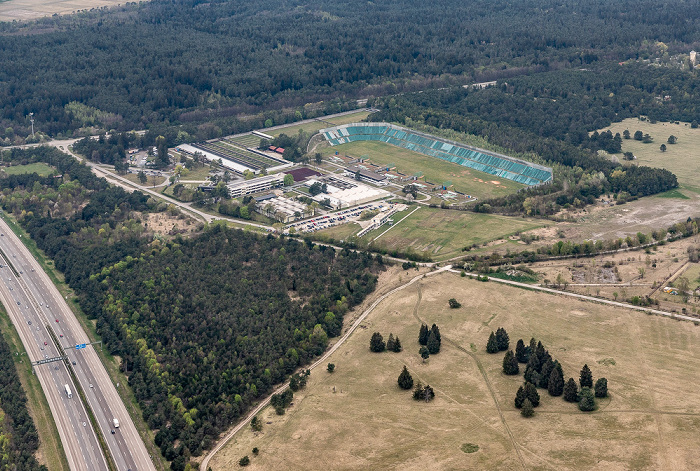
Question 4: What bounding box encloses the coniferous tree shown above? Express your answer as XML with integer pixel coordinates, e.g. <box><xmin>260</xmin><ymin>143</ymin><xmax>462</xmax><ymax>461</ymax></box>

<box><xmin>514</xmin><ymin>385</ymin><xmax>527</xmax><ymax>409</ymax></box>
<box><xmin>523</xmin><ymin>364</ymin><xmax>540</xmax><ymax>386</ymax></box>
<box><xmin>412</xmin><ymin>381</ymin><xmax>424</xmax><ymax>400</ymax></box>
<box><xmin>535</xmin><ymin>341</ymin><xmax>547</xmax><ymax>366</ymax></box>
<box><xmin>502</xmin><ymin>350</ymin><xmax>519</xmax><ymax>375</ymax></box>
<box><xmin>529</xmin><ymin>338</ymin><xmax>537</xmax><ymax>356</ymax></box>
<box><xmin>423</xmin><ymin>385</ymin><xmax>435</xmax><ymax>402</ymax></box>
<box><xmin>370</xmin><ymin>332</ymin><xmax>386</xmax><ymax>352</ymax></box>
<box><xmin>579</xmin><ymin>364</ymin><xmax>593</xmax><ymax>388</ymax></box>
<box><xmin>548</xmin><ymin>367</ymin><xmax>564</xmax><ymax>397</ymax></box>
<box><xmin>393</xmin><ymin>336</ymin><xmax>403</xmax><ymax>353</ymax></box>
<box><xmin>521</xmin><ymin>398</ymin><xmax>534</xmax><ymax>418</ymax></box>
<box><xmin>386</xmin><ymin>334</ymin><xmax>396</xmax><ymax>352</ymax></box>
<box><xmin>419</xmin><ymin>324</ymin><xmax>429</xmax><ymax>345</ymax></box>
<box><xmin>594</xmin><ymin>378</ymin><xmax>608</xmax><ymax>398</ymax></box>
<box><xmin>515</xmin><ymin>339</ymin><xmax>528</xmax><ymax>363</ymax></box>
<box><xmin>524</xmin><ymin>382</ymin><xmax>540</xmax><ymax>407</ymax></box>
<box><xmin>486</xmin><ymin>332</ymin><xmax>499</xmax><ymax>353</ymax></box>
<box><xmin>430</xmin><ymin>324</ymin><xmax>441</xmax><ymax>344</ymax></box>
<box><xmin>398</xmin><ymin>366</ymin><xmax>414</xmax><ymax>390</ymax></box>
<box><xmin>539</xmin><ymin>358</ymin><xmax>554</xmax><ymax>389</ymax></box>
<box><xmin>526</xmin><ymin>352</ymin><xmax>541</xmax><ymax>375</ymax></box>
<box><xmin>427</xmin><ymin>331</ymin><xmax>441</xmax><ymax>354</ymax></box>
<box><xmin>563</xmin><ymin>378</ymin><xmax>579</xmax><ymax>402</ymax></box>
<box><xmin>495</xmin><ymin>327</ymin><xmax>509</xmax><ymax>351</ymax></box>
<box><xmin>578</xmin><ymin>387</ymin><xmax>596</xmax><ymax>411</ymax></box>
<box><xmin>419</xmin><ymin>346</ymin><xmax>430</xmax><ymax>362</ymax></box>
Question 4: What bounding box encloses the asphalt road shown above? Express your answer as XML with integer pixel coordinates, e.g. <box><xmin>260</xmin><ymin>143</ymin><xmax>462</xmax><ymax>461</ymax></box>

<box><xmin>0</xmin><ymin>217</ymin><xmax>155</xmax><ymax>471</ymax></box>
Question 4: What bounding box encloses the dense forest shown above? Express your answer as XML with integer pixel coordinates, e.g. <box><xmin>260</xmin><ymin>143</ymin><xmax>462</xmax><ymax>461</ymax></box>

<box><xmin>1</xmin><ymin>0</ymin><xmax>700</xmax><ymax>141</ymax></box>
<box><xmin>0</xmin><ymin>147</ymin><xmax>383</xmax><ymax>470</ymax></box>
<box><xmin>0</xmin><ymin>330</ymin><xmax>45</xmax><ymax>471</ymax></box>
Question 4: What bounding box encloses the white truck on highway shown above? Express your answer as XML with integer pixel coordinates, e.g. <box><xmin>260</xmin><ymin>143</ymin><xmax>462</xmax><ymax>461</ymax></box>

<box><xmin>65</xmin><ymin>384</ymin><xmax>72</xmax><ymax>398</ymax></box>
<box><xmin>113</xmin><ymin>418</ymin><xmax>119</xmax><ymax>428</ymax></box>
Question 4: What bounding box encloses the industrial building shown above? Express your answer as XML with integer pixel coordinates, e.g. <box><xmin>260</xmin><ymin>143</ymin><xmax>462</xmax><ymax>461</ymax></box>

<box><xmin>227</xmin><ymin>173</ymin><xmax>285</xmax><ymax>198</ymax></box>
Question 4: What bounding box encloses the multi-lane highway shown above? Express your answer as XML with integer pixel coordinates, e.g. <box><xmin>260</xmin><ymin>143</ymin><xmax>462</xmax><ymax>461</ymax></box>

<box><xmin>0</xmin><ymin>216</ymin><xmax>155</xmax><ymax>471</ymax></box>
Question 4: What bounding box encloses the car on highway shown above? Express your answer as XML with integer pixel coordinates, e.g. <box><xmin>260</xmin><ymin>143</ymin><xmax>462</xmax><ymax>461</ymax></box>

<box><xmin>55</xmin><ymin>319</ymin><xmax>59</xmax><ymax>323</ymax></box>
<box><xmin>60</xmin><ymin>334</ymin><xmax>63</xmax><ymax>338</ymax></box>
<box><xmin>44</xmin><ymin>341</ymin><xmax>47</xmax><ymax>345</ymax></box>
<box><xmin>16</xmin><ymin>301</ymin><xmax>19</xmax><ymax>305</ymax></box>
<box><xmin>27</xmin><ymin>320</ymin><xmax>31</xmax><ymax>325</ymax></box>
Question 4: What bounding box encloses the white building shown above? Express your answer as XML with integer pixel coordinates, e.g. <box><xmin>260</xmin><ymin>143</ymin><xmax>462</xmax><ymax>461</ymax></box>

<box><xmin>227</xmin><ymin>174</ymin><xmax>285</xmax><ymax>198</ymax></box>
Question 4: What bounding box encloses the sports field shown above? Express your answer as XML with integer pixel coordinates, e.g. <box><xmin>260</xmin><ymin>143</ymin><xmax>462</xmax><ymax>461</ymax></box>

<box><xmin>211</xmin><ymin>271</ymin><xmax>700</xmax><ymax>470</ymax></box>
<box><xmin>2</xmin><ymin>162</ymin><xmax>54</xmax><ymax>176</ymax></box>
<box><xmin>357</xmin><ymin>207</ymin><xmax>548</xmax><ymax>261</ymax></box>
<box><xmin>329</xmin><ymin>140</ymin><xmax>524</xmax><ymax>200</ymax></box>
<box><xmin>599</xmin><ymin>118</ymin><xmax>700</xmax><ymax>193</ymax></box>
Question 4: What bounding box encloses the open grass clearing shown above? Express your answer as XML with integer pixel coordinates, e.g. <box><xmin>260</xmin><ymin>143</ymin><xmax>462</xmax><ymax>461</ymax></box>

<box><xmin>313</xmin><ymin>221</ymin><xmax>361</xmax><ymax>240</ymax></box>
<box><xmin>213</xmin><ymin>271</ymin><xmax>700</xmax><ymax>470</ymax></box>
<box><xmin>1</xmin><ymin>162</ymin><xmax>54</xmax><ymax>176</ymax></box>
<box><xmin>599</xmin><ymin>118</ymin><xmax>700</xmax><ymax>191</ymax></box>
<box><xmin>0</xmin><ymin>307</ymin><xmax>69</xmax><ymax>471</ymax></box>
<box><xmin>122</xmin><ymin>173</ymin><xmax>167</xmax><ymax>187</ymax></box>
<box><xmin>362</xmin><ymin>207</ymin><xmax>548</xmax><ymax>261</ymax></box>
<box><xmin>0</xmin><ymin>0</ymin><xmax>127</xmax><ymax>21</ymax></box>
<box><xmin>327</xmin><ymin>140</ymin><xmax>523</xmax><ymax>200</ymax></box>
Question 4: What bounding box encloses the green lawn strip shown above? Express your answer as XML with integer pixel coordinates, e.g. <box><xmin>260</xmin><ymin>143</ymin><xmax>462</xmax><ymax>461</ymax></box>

<box><xmin>655</xmin><ymin>188</ymin><xmax>690</xmax><ymax>199</ymax></box>
<box><xmin>0</xmin><ymin>307</ymin><xmax>70</xmax><ymax>471</ymax></box>
<box><xmin>2</xmin><ymin>163</ymin><xmax>55</xmax><ymax>176</ymax></box>
<box><xmin>0</xmin><ymin>212</ymin><xmax>168</xmax><ymax>470</ymax></box>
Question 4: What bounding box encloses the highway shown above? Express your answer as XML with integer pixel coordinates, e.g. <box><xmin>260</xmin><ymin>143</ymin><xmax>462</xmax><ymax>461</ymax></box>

<box><xmin>0</xmin><ymin>216</ymin><xmax>155</xmax><ymax>471</ymax></box>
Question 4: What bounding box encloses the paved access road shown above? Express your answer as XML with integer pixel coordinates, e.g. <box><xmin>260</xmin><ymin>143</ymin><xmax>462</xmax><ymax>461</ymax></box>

<box><xmin>0</xmin><ymin>217</ymin><xmax>156</xmax><ymax>471</ymax></box>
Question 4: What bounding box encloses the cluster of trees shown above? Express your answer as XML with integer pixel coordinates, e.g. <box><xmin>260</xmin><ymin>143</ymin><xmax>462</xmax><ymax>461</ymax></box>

<box><xmin>418</xmin><ymin>323</ymin><xmax>441</xmax><ymax>356</ymax></box>
<box><xmin>265</xmin><ymin>133</ymin><xmax>311</xmax><ymax>163</ymax></box>
<box><xmin>369</xmin><ymin>332</ymin><xmax>403</xmax><ymax>353</ymax></box>
<box><xmin>289</xmin><ymin>370</ymin><xmax>310</xmax><ymax>392</ymax></box>
<box><xmin>0</xmin><ymin>329</ymin><xmax>46</xmax><ymax>471</ymax></box>
<box><xmin>412</xmin><ymin>382</ymin><xmax>435</xmax><ymax>402</ymax></box>
<box><xmin>448</xmin><ymin>298</ymin><xmax>461</xmax><ymax>309</ymax></box>
<box><xmin>486</xmin><ymin>327</ymin><xmax>509</xmax><ymax>354</ymax></box>
<box><xmin>505</xmin><ymin>337</ymin><xmax>608</xmax><ymax>416</ymax></box>
<box><xmin>270</xmin><ymin>390</ymin><xmax>294</xmax><ymax>415</ymax></box>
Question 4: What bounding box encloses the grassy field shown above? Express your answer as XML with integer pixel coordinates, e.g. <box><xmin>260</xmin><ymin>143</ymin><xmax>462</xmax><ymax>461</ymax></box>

<box><xmin>2</xmin><ymin>162</ymin><xmax>54</xmax><ymax>176</ymax></box>
<box><xmin>270</xmin><ymin>111</ymin><xmax>372</xmax><ymax>137</ymax></box>
<box><xmin>359</xmin><ymin>207</ymin><xmax>548</xmax><ymax>261</ymax></box>
<box><xmin>328</xmin><ymin>140</ymin><xmax>524</xmax><ymax>200</ymax></box>
<box><xmin>0</xmin><ymin>0</ymin><xmax>126</xmax><ymax>21</ymax></box>
<box><xmin>212</xmin><ymin>271</ymin><xmax>700</xmax><ymax>470</ymax></box>
<box><xmin>0</xmin><ymin>308</ymin><xmax>69</xmax><ymax>471</ymax></box>
<box><xmin>600</xmin><ymin>118</ymin><xmax>700</xmax><ymax>193</ymax></box>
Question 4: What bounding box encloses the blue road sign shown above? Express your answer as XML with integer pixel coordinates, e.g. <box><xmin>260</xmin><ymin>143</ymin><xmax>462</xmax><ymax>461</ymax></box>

<box><xmin>75</xmin><ymin>344</ymin><xmax>86</xmax><ymax>350</ymax></box>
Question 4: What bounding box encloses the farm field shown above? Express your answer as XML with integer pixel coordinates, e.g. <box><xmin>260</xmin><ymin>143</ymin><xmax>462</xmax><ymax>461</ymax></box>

<box><xmin>360</xmin><ymin>207</ymin><xmax>549</xmax><ymax>261</ymax></box>
<box><xmin>599</xmin><ymin>118</ymin><xmax>700</xmax><ymax>193</ymax></box>
<box><xmin>328</xmin><ymin>140</ymin><xmax>524</xmax><ymax>200</ymax></box>
<box><xmin>270</xmin><ymin>110</ymin><xmax>372</xmax><ymax>138</ymax></box>
<box><xmin>212</xmin><ymin>271</ymin><xmax>700</xmax><ymax>471</ymax></box>
<box><xmin>2</xmin><ymin>162</ymin><xmax>54</xmax><ymax>176</ymax></box>
<box><xmin>0</xmin><ymin>0</ymin><xmax>125</xmax><ymax>21</ymax></box>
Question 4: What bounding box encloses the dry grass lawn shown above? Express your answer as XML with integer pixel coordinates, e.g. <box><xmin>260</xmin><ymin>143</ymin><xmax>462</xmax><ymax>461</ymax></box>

<box><xmin>0</xmin><ymin>0</ymin><xmax>127</xmax><ymax>21</ymax></box>
<box><xmin>211</xmin><ymin>271</ymin><xmax>700</xmax><ymax>470</ymax></box>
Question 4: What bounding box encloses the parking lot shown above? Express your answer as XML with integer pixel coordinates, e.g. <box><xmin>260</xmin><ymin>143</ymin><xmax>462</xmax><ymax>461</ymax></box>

<box><xmin>286</xmin><ymin>202</ymin><xmax>391</xmax><ymax>233</ymax></box>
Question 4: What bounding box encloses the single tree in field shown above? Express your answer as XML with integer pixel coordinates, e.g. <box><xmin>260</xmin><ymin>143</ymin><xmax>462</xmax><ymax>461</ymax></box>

<box><xmin>427</xmin><ymin>331</ymin><xmax>440</xmax><ymax>354</ymax></box>
<box><xmin>563</xmin><ymin>378</ymin><xmax>579</xmax><ymax>402</ymax></box>
<box><xmin>419</xmin><ymin>324</ymin><xmax>429</xmax><ymax>345</ymax></box>
<box><xmin>623</xmin><ymin>129</ymin><xmax>631</xmax><ymax>139</ymax></box>
<box><xmin>386</xmin><ymin>334</ymin><xmax>396</xmax><ymax>352</ymax></box>
<box><xmin>448</xmin><ymin>298</ymin><xmax>461</xmax><ymax>308</ymax></box>
<box><xmin>579</xmin><ymin>364</ymin><xmax>593</xmax><ymax>388</ymax></box>
<box><xmin>521</xmin><ymin>398</ymin><xmax>535</xmax><ymax>418</ymax></box>
<box><xmin>486</xmin><ymin>332</ymin><xmax>499</xmax><ymax>353</ymax></box>
<box><xmin>495</xmin><ymin>327</ymin><xmax>509</xmax><ymax>351</ymax></box>
<box><xmin>392</xmin><ymin>336</ymin><xmax>403</xmax><ymax>352</ymax></box>
<box><xmin>370</xmin><ymin>332</ymin><xmax>385</xmax><ymax>352</ymax></box>
<box><xmin>515</xmin><ymin>385</ymin><xmax>527</xmax><ymax>409</ymax></box>
<box><xmin>251</xmin><ymin>416</ymin><xmax>262</xmax><ymax>432</ymax></box>
<box><xmin>327</xmin><ymin>363</ymin><xmax>335</xmax><ymax>373</ymax></box>
<box><xmin>502</xmin><ymin>350</ymin><xmax>519</xmax><ymax>375</ymax></box>
<box><xmin>398</xmin><ymin>366</ymin><xmax>414</xmax><ymax>390</ymax></box>
<box><xmin>419</xmin><ymin>346</ymin><xmax>430</xmax><ymax>362</ymax></box>
<box><xmin>594</xmin><ymin>378</ymin><xmax>608</xmax><ymax>398</ymax></box>
<box><xmin>660</xmin><ymin>144</ymin><xmax>667</xmax><ymax>152</ymax></box>
<box><xmin>515</xmin><ymin>339</ymin><xmax>528</xmax><ymax>363</ymax></box>
<box><xmin>667</xmin><ymin>135</ymin><xmax>677</xmax><ymax>144</ymax></box>
<box><xmin>315</xmin><ymin>152</ymin><xmax>322</xmax><ymax>164</ymax></box>
<box><xmin>548</xmin><ymin>366</ymin><xmax>564</xmax><ymax>396</ymax></box>
<box><xmin>524</xmin><ymin>382</ymin><xmax>540</xmax><ymax>407</ymax></box>
<box><xmin>578</xmin><ymin>387</ymin><xmax>596</xmax><ymax>411</ymax></box>
<box><xmin>633</xmin><ymin>130</ymin><xmax>643</xmax><ymax>140</ymax></box>
<box><xmin>138</xmin><ymin>170</ymin><xmax>147</xmax><ymax>184</ymax></box>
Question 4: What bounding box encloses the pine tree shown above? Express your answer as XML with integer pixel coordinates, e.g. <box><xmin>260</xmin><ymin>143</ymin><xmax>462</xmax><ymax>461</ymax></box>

<box><xmin>579</xmin><ymin>364</ymin><xmax>593</xmax><ymax>388</ymax></box>
<box><xmin>563</xmin><ymin>378</ymin><xmax>579</xmax><ymax>402</ymax></box>
<box><xmin>370</xmin><ymin>332</ymin><xmax>386</xmax><ymax>352</ymax></box>
<box><xmin>524</xmin><ymin>382</ymin><xmax>540</xmax><ymax>407</ymax></box>
<box><xmin>539</xmin><ymin>358</ymin><xmax>554</xmax><ymax>389</ymax></box>
<box><xmin>502</xmin><ymin>350</ymin><xmax>519</xmax><ymax>375</ymax></box>
<box><xmin>594</xmin><ymin>378</ymin><xmax>608</xmax><ymax>398</ymax></box>
<box><xmin>486</xmin><ymin>332</ymin><xmax>499</xmax><ymax>353</ymax></box>
<box><xmin>427</xmin><ymin>331</ymin><xmax>440</xmax><ymax>354</ymax></box>
<box><xmin>526</xmin><ymin>352</ymin><xmax>540</xmax><ymax>375</ymax></box>
<box><xmin>521</xmin><ymin>398</ymin><xmax>534</xmax><ymax>418</ymax></box>
<box><xmin>514</xmin><ymin>385</ymin><xmax>527</xmax><ymax>408</ymax></box>
<box><xmin>393</xmin><ymin>336</ymin><xmax>403</xmax><ymax>352</ymax></box>
<box><xmin>430</xmin><ymin>324</ymin><xmax>441</xmax><ymax>345</ymax></box>
<box><xmin>418</xmin><ymin>324</ymin><xmax>429</xmax><ymax>345</ymax></box>
<box><xmin>495</xmin><ymin>327</ymin><xmax>509</xmax><ymax>351</ymax></box>
<box><xmin>386</xmin><ymin>334</ymin><xmax>396</xmax><ymax>352</ymax></box>
<box><xmin>419</xmin><ymin>346</ymin><xmax>430</xmax><ymax>362</ymax></box>
<box><xmin>578</xmin><ymin>387</ymin><xmax>596</xmax><ymax>411</ymax></box>
<box><xmin>529</xmin><ymin>337</ymin><xmax>537</xmax><ymax>356</ymax></box>
<box><xmin>398</xmin><ymin>366</ymin><xmax>414</xmax><ymax>390</ymax></box>
<box><xmin>523</xmin><ymin>364</ymin><xmax>540</xmax><ymax>386</ymax></box>
<box><xmin>535</xmin><ymin>341</ymin><xmax>546</xmax><ymax>367</ymax></box>
<box><xmin>412</xmin><ymin>381</ymin><xmax>424</xmax><ymax>400</ymax></box>
<box><xmin>515</xmin><ymin>339</ymin><xmax>528</xmax><ymax>363</ymax></box>
<box><xmin>547</xmin><ymin>367</ymin><xmax>564</xmax><ymax>397</ymax></box>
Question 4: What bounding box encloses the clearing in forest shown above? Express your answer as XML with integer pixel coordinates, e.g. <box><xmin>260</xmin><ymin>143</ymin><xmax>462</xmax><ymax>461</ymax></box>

<box><xmin>212</xmin><ymin>271</ymin><xmax>700</xmax><ymax>470</ymax></box>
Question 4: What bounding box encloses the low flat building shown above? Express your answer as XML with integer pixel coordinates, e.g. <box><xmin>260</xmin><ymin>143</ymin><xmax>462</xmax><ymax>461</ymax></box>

<box><xmin>227</xmin><ymin>173</ymin><xmax>285</xmax><ymax>198</ymax></box>
<box><xmin>344</xmin><ymin>166</ymin><xmax>387</xmax><ymax>185</ymax></box>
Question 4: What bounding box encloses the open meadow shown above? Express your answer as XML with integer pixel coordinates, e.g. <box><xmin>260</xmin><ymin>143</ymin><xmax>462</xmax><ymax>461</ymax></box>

<box><xmin>211</xmin><ymin>271</ymin><xmax>700</xmax><ymax>470</ymax></box>
<box><xmin>0</xmin><ymin>0</ymin><xmax>126</xmax><ymax>21</ymax></box>
<box><xmin>1</xmin><ymin>162</ymin><xmax>54</xmax><ymax>176</ymax></box>
<box><xmin>599</xmin><ymin>118</ymin><xmax>700</xmax><ymax>193</ymax></box>
<box><xmin>328</xmin><ymin>140</ymin><xmax>524</xmax><ymax>200</ymax></box>
<box><xmin>270</xmin><ymin>111</ymin><xmax>372</xmax><ymax>138</ymax></box>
